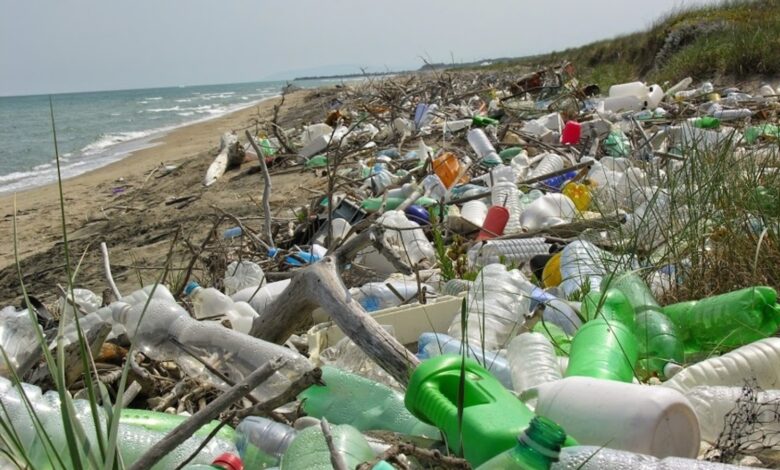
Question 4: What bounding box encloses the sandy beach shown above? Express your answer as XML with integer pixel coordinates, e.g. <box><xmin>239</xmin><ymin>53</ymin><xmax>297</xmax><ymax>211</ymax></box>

<box><xmin>0</xmin><ymin>88</ymin><xmax>329</xmax><ymax>304</ymax></box>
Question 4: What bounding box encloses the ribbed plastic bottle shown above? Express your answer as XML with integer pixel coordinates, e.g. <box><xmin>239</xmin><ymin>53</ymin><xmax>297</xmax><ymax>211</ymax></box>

<box><xmin>551</xmin><ymin>445</ymin><xmax>744</xmax><ymax>469</ymax></box>
<box><xmin>507</xmin><ymin>333</ymin><xmax>562</xmax><ymax>396</ymax></box>
<box><xmin>279</xmin><ymin>423</ymin><xmax>374</xmax><ymax>470</ymax></box>
<box><xmin>298</xmin><ymin>366</ymin><xmax>439</xmax><ymax>438</ymax></box>
<box><xmin>467</xmin><ymin>238</ymin><xmax>551</xmax><ymax>269</ymax></box>
<box><xmin>662</xmin><ymin>338</ymin><xmax>780</xmax><ymax>395</ymax></box>
<box><xmin>112</xmin><ymin>300</ymin><xmax>313</xmax><ymax>398</ymax></box>
<box><xmin>662</xmin><ymin>286</ymin><xmax>780</xmax><ymax>354</ymax></box>
<box><xmin>491</xmin><ymin>168</ymin><xmax>522</xmax><ymax>234</ymax></box>
<box><xmin>685</xmin><ymin>385</ymin><xmax>780</xmax><ymax>444</ymax></box>
<box><xmin>235</xmin><ymin>417</ymin><xmax>297</xmax><ymax>468</ymax></box>
<box><xmin>0</xmin><ymin>376</ymin><xmax>236</xmax><ymax>469</ymax></box>
<box><xmin>604</xmin><ymin>273</ymin><xmax>683</xmax><ymax>378</ymax></box>
<box><xmin>441</xmin><ymin>279</ymin><xmax>473</xmax><ymax>296</ymax></box>
<box><xmin>185</xmin><ymin>282</ymin><xmax>259</xmax><ymax>334</ymax></box>
<box><xmin>526</xmin><ymin>153</ymin><xmax>565</xmax><ymax>180</ymax></box>
<box><xmin>558</xmin><ymin>240</ymin><xmax>611</xmax><ymax>298</ymax></box>
<box><xmin>416</xmin><ymin>332</ymin><xmax>512</xmax><ymax>388</ymax></box>
<box><xmin>447</xmin><ymin>264</ymin><xmax>531</xmax><ymax>351</ymax></box>
<box><xmin>477</xmin><ymin>416</ymin><xmax>568</xmax><ymax>470</ymax></box>
<box><xmin>565</xmin><ymin>317</ymin><xmax>639</xmax><ymax>383</ymax></box>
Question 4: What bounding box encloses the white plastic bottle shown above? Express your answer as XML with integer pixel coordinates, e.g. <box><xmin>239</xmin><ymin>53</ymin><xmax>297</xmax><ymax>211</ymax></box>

<box><xmin>552</xmin><ymin>445</ymin><xmax>743</xmax><ymax>469</ymax></box>
<box><xmin>526</xmin><ymin>152</ymin><xmax>565</xmax><ymax>180</ymax></box>
<box><xmin>467</xmin><ymin>128</ymin><xmax>501</xmax><ymax>165</ymax></box>
<box><xmin>531</xmin><ymin>376</ymin><xmax>700</xmax><ymax>458</ymax></box>
<box><xmin>112</xmin><ymin>300</ymin><xmax>313</xmax><ymax>398</ymax></box>
<box><xmin>491</xmin><ymin>181</ymin><xmax>522</xmax><ymax>234</ymax></box>
<box><xmin>507</xmin><ymin>332</ymin><xmax>562</xmax><ymax>396</ymax></box>
<box><xmin>447</xmin><ymin>263</ymin><xmax>531</xmax><ymax>351</ymax></box>
<box><xmin>662</xmin><ymin>338</ymin><xmax>780</xmax><ymax>395</ymax></box>
<box><xmin>686</xmin><ymin>385</ymin><xmax>780</xmax><ymax>444</ymax></box>
<box><xmin>185</xmin><ymin>282</ymin><xmax>258</xmax><ymax>333</ymax></box>
<box><xmin>609</xmin><ymin>81</ymin><xmax>649</xmax><ymax>98</ymax></box>
<box><xmin>223</xmin><ymin>261</ymin><xmax>265</xmax><ymax>296</ymax></box>
<box><xmin>376</xmin><ymin>210</ymin><xmax>435</xmax><ymax>267</ymax></box>
<box><xmin>119</xmin><ymin>284</ymin><xmax>177</xmax><ymax>306</ymax></box>
<box><xmin>466</xmin><ymin>238</ymin><xmax>551</xmax><ymax>269</ymax></box>
<box><xmin>58</xmin><ymin>288</ymin><xmax>102</xmax><ymax>318</ymax></box>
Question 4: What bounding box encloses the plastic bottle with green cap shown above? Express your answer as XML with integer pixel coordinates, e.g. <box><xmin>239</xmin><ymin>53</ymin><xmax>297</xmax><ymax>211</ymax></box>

<box><xmin>477</xmin><ymin>416</ymin><xmax>568</xmax><ymax>470</ymax></box>
<box><xmin>602</xmin><ymin>272</ymin><xmax>683</xmax><ymax>378</ymax></box>
<box><xmin>404</xmin><ymin>355</ymin><xmax>576</xmax><ymax>467</ymax></box>
<box><xmin>662</xmin><ymin>286</ymin><xmax>780</xmax><ymax>354</ymax></box>
<box><xmin>565</xmin><ymin>317</ymin><xmax>638</xmax><ymax>383</ymax></box>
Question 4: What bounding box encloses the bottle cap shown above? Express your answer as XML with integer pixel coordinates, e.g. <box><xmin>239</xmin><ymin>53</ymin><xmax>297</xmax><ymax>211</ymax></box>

<box><xmin>183</xmin><ymin>281</ymin><xmax>200</xmax><ymax>296</ymax></box>
<box><xmin>212</xmin><ymin>453</ymin><xmax>243</xmax><ymax>470</ymax></box>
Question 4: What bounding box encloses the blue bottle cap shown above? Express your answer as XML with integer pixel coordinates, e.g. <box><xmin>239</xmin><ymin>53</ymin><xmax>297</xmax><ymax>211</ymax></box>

<box><xmin>184</xmin><ymin>281</ymin><xmax>200</xmax><ymax>296</ymax></box>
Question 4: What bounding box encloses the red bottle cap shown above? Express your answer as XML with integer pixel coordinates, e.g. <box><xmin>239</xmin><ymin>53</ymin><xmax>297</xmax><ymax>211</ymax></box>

<box><xmin>212</xmin><ymin>453</ymin><xmax>244</xmax><ymax>470</ymax></box>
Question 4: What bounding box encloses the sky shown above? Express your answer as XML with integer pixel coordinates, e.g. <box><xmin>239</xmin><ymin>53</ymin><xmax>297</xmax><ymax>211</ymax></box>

<box><xmin>0</xmin><ymin>0</ymin><xmax>717</xmax><ymax>97</ymax></box>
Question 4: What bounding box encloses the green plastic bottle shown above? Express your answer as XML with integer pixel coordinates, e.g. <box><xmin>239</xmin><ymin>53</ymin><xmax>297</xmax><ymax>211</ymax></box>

<box><xmin>119</xmin><ymin>409</ymin><xmax>236</xmax><ymax>442</ymax></box>
<box><xmin>580</xmin><ymin>289</ymin><xmax>636</xmax><ymax>329</ymax></box>
<box><xmin>693</xmin><ymin>116</ymin><xmax>720</xmax><ymax>129</ymax></box>
<box><xmin>499</xmin><ymin>147</ymin><xmax>525</xmax><ymax>163</ymax></box>
<box><xmin>477</xmin><ymin>416</ymin><xmax>568</xmax><ymax>470</ymax></box>
<box><xmin>603</xmin><ymin>273</ymin><xmax>684</xmax><ymax>378</ymax></box>
<box><xmin>280</xmin><ymin>423</ymin><xmax>374</xmax><ymax>470</ymax></box>
<box><xmin>298</xmin><ymin>366</ymin><xmax>439</xmax><ymax>438</ymax></box>
<box><xmin>404</xmin><ymin>355</ymin><xmax>575</xmax><ymax>467</ymax></box>
<box><xmin>662</xmin><ymin>286</ymin><xmax>780</xmax><ymax>354</ymax></box>
<box><xmin>472</xmin><ymin>115</ymin><xmax>500</xmax><ymax>127</ymax></box>
<box><xmin>565</xmin><ymin>318</ymin><xmax>638</xmax><ymax>382</ymax></box>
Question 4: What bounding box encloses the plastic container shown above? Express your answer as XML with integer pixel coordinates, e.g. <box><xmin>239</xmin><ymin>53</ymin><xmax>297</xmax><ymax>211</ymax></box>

<box><xmin>119</xmin><ymin>284</ymin><xmax>177</xmax><ymax>307</ymax></box>
<box><xmin>375</xmin><ymin>210</ymin><xmax>435</xmax><ymax>267</ymax></box>
<box><xmin>662</xmin><ymin>286</ymin><xmax>780</xmax><ymax>354</ymax></box>
<box><xmin>223</xmin><ymin>261</ymin><xmax>265</xmax><ymax>296</ymax></box>
<box><xmin>565</xmin><ymin>318</ymin><xmax>639</xmax><ymax>383</ymax></box>
<box><xmin>558</xmin><ymin>240</ymin><xmax>612</xmax><ymax>297</ymax></box>
<box><xmin>646</xmin><ymin>84</ymin><xmax>665</xmax><ymax>108</ymax></box>
<box><xmin>476</xmin><ymin>205</ymin><xmax>509</xmax><ymax>240</ymax></box>
<box><xmin>530</xmin><ymin>377</ymin><xmax>699</xmax><ymax>458</ymax></box>
<box><xmin>560</xmin><ymin>121</ymin><xmax>582</xmax><ymax>145</ymax></box>
<box><xmin>609</xmin><ymin>81</ymin><xmax>648</xmax><ymax>98</ymax></box>
<box><xmin>236</xmin><ymin>417</ymin><xmax>297</xmax><ymax>468</ymax></box>
<box><xmin>518</xmin><ymin>193</ymin><xmax>577</xmax><ymax>232</ymax></box>
<box><xmin>477</xmin><ymin>416</ymin><xmax>568</xmax><ymax>469</ymax></box>
<box><xmin>417</xmin><ymin>332</ymin><xmax>512</xmax><ymax>388</ymax></box>
<box><xmin>231</xmin><ymin>279</ymin><xmax>291</xmax><ymax>317</ymax></box>
<box><xmin>467</xmin><ymin>238</ymin><xmax>550</xmax><ymax>269</ymax></box>
<box><xmin>58</xmin><ymin>287</ymin><xmax>102</xmax><ymax>318</ymax></box>
<box><xmin>580</xmin><ymin>289</ymin><xmax>636</xmax><ymax>329</ymax></box>
<box><xmin>552</xmin><ymin>445</ymin><xmax>744</xmax><ymax>470</ymax></box>
<box><xmin>405</xmin><ymin>355</ymin><xmax>574</xmax><ymax>466</ymax></box>
<box><xmin>561</xmin><ymin>182</ymin><xmax>591</xmax><ymax>211</ymax></box>
<box><xmin>662</xmin><ymin>338</ymin><xmax>780</xmax><ymax>395</ymax></box>
<box><xmin>467</xmin><ymin>128</ymin><xmax>501</xmax><ymax>166</ymax></box>
<box><xmin>299</xmin><ymin>365</ymin><xmax>438</xmax><ymax>438</ymax></box>
<box><xmin>447</xmin><ymin>264</ymin><xmax>531</xmax><ymax>351</ymax></box>
<box><xmin>185</xmin><ymin>282</ymin><xmax>258</xmax><ymax>334</ymax></box>
<box><xmin>280</xmin><ymin>423</ymin><xmax>374</xmax><ymax>470</ymax></box>
<box><xmin>433</xmin><ymin>152</ymin><xmax>466</xmax><ymax>189</ymax></box>
<box><xmin>526</xmin><ymin>153</ymin><xmax>565</xmax><ymax>180</ymax></box>
<box><xmin>507</xmin><ymin>333</ymin><xmax>562</xmax><ymax>396</ymax></box>
<box><xmin>601</xmin><ymin>94</ymin><xmax>647</xmax><ymax>112</ymax></box>
<box><xmin>491</xmin><ymin>181</ymin><xmax>522</xmax><ymax>234</ymax></box>
<box><xmin>685</xmin><ymin>385</ymin><xmax>780</xmax><ymax>444</ymax></box>
<box><xmin>0</xmin><ymin>307</ymin><xmax>41</xmax><ymax>376</ymax></box>
<box><xmin>460</xmin><ymin>200</ymin><xmax>488</xmax><ymax>227</ymax></box>
<box><xmin>112</xmin><ymin>300</ymin><xmax>313</xmax><ymax>398</ymax></box>
<box><xmin>353</xmin><ymin>281</ymin><xmax>428</xmax><ymax>312</ymax></box>
<box><xmin>443</xmin><ymin>118</ymin><xmax>472</xmax><ymax>133</ymax></box>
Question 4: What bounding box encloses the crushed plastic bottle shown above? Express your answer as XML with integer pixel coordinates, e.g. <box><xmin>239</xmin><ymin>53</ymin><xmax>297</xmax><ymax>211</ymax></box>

<box><xmin>223</xmin><ymin>261</ymin><xmax>266</xmax><ymax>296</ymax></box>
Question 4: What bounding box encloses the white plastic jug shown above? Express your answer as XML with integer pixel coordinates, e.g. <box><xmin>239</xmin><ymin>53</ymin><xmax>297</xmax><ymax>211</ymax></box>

<box><xmin>518</xmin><ymin>193</ymin><xmax>577</xmax><ymax>232</ymax></box>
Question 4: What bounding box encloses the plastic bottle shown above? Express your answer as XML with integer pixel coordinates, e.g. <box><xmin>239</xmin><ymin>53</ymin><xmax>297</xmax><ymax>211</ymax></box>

<box><xmin>491</xmin><ymin>181</ymin><xmax>522</xmax><ymax>234</ymax></box>
<box><xmin>685</xmin><ymin>385</ymin><xmax>780</xmax><ymax>444</ymax></box>
<box><xmin>477</xmin><ymin>416</ymin><xmax>568</xmax><ymax>470</ymax></box>
<box><xmin>665</xmin><ymin>77</ymin><xmax>693</xmax><ymax>97</ymax></box>
<box><xmin>565</xmin><ymin>318</ymin><xmax>639</xmax><ymax>383</ymax></box>
<box><xmin>580</xmin><ymin>288</ymin><xmax>636</xmax><ymax>329</ymax></box>
<box><xmin>280</xmin><ymin>423</ymin><xmax>374</xmax><ymax>470</ymax></box>
<box><xmin>119</xmin><ymin>284</ymin><xmax>177</xmax><ymax>307</ymax></box>
<box><xmin>518</xmin><ymin>193</ymin><xmax>577</xmax><ymax>232</ymax></box>
<box><xmin>609</xmin><ymin>81</ymin><xmax>648</xmax><ymax>98</ymax></box>
<box><xmin>662</xmin><ymin>338</ymin><xmax>780</xmax><ymax>395</ymax></box>
<box><xmin>466</xmin><ymin>238</ymin><xmax>551</xmax><ymax>269</ymax></box>
<box><xmin>236</xmin><ymin>417</ymin><xmax>297</xmax><ymax>468</ymax></box>
<box><xmin>646</xmin><ymin>84</ymin><xmax>665</xmax><ymax>108</ymax></box>
<box><xmin>376</xmin><ymin>210</ymin><xmax>435</xmax><ymax>267</ymax></box>
<box><xmin>447</xmin><ymin>264</ymin><xmax>531</xmax><ymax>351</ymax></box>
<box><xmin>112</xmin><ymin>300</ymin><xmax>313</xmax><ymax>398</ymax></box>
<box><xmin>231</xmin><ymin>279</ymin><xmax>291</xmax><ymax>317</ymax></box>
<box><xmin>529</xmin><ymin>377</ymin><xmax>699</xmax><ymax>458</ymax></box>
<box><xmin>558</xmin><ymin>240</ymin><xmax>612</xmax><ymax>297</ymax></box>
<box><xmin>58</xmin><ymin>288</ymin><xmax>102</xmax><ymax>318</ymax></box>
<box><xmin>516</xmin><ymin>281</ymin><xmax>582</xmax><ymax>335</ymax></box>
<box><xmin>405</xmin><ymin>355</ymin><xmax>576</xmax><ymax>466</ymax></box>
<box><xmin>443</xmin><ymin>118</ymin><xmax>472</xmax><ymax>133</ymax></box>
<box><xmin>507</xmin><ymin>333</ymin><xmax>562</xmax><ymax>396</ymax></box>
<box><xmin>467</xmin><ymin>128</ymin><xmax>501</xmax><ymax>167</ymax></box>
<box><xmin>662</xmin><ymin>286</ymin><xmax>780</xmax><ymax>353</ymax></box>
<box><xmin>223</xmin><ymin>261</ymin><xmax>265</xmax><ymax>296</ymax></box>
<box><xmin>526</xmin><ymin>153</ymin><xmax>565</xmax><ymax>180</ymax></box>
<box><xmin>352</xmin><ymin>281</ymin><xmax>429</xmax><ymax>312</ymax></box>
<box><xmin>552</xmin><ymin>445</ymin><xmax>743</xmax><ymax>469</ymax></box>
<box><xmin>298</xmin><ymin>366</ymin><xmax>439</xmax><ymax>438</ymax></box>
<box><xmin>0</xmin><ymin>307</ymin><xmax>41</xmax><ymax>377</ymax></box>
<box><xmin>0</xmin><ymin>376</ymin><xmax>236</xmax><ymax>469</ymax></box>
<box><xmin>441</xmin><ymin>279</ymin><xmax>473</xmax><ymax>296</ymax></box>
<box><xmin>472</xmin><ymin>115</ymin><xmax>499</xmax><ymax>127</ymax></box>
<box><xmin>184</xmin><ymin>282</ymin><xmax>258</xmax><ymax>334</ymax></box>
<box><xmin>417</xmin><ymin>332</ymin><xmax>512</xmax><ymax>388</ymax></box>
<box><xmin>604</xmin><ymin>273</ymin><xmax>684</xmax><ymax>378</ymax></box>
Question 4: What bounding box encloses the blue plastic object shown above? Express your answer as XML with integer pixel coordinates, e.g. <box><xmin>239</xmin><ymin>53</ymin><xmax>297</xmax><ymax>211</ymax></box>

<box><xmin>184</xmin><ymin>281</ymin><xmax>200</xmax><ymax>296</ymax></box>
<box><xmin>405</xmin><ymin>205</ymin><xmax>430</xmax><ymax>225</ymax></box>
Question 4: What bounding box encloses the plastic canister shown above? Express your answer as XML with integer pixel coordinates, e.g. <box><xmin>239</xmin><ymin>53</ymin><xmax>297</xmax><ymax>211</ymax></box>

<box><xmin>433</xmin><ymin>152</ymin><xmax>465</xmax><ymax>189</ymax></box>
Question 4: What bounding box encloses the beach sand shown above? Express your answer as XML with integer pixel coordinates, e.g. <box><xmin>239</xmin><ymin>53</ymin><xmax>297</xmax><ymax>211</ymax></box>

<box><xmin>0</xmin><ymin>88</ymin><xmax>334</xmax><ymax>304</ymax></box>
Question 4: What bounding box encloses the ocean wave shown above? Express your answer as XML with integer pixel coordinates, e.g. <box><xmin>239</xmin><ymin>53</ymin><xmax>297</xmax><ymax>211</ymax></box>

<box><xmin>145</xmin><ymin>97</ymin><xmax>163</xmax><ymax>100</ymax></box>
<box><xmin>177</xmin><ymin>112</ymin><xmax>194</xmax><ymax>117</ymax></box>
<box><xmin>80</xmin><ymin>131</ymin><xmax>152</xmax><ymax>155</ymax></box>
<box><xmin>175</xmin><ymin>98</ymin><xmax>192</xmax><ymax>103</ymax></box>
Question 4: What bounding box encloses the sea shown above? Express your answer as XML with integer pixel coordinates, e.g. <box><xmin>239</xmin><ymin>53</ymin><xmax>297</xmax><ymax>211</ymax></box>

<box><xmin>0</xmin><ymin>79</ymin><xmax>338</xmax><ymax>195</ymax></box>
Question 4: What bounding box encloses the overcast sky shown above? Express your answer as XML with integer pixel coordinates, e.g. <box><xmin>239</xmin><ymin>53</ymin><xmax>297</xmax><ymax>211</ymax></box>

<box><xmin>1</xmin><ymin>0</ymin><xmax>716</xmax><ymax>96</ymax></box>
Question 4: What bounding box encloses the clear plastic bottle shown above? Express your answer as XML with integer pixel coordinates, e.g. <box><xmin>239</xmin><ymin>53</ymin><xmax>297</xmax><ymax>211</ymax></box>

<box><xmin>57</xmin><ymin>288</ymin><xmax>102</xmax><ymax>318</ymax></box>
<box><xmin>55</xmin><ymin>303</ymin><xmax>127</xmax><ymax>350</ymax></box>
<box><xmin>552</xmin><ymin>445</ymin><xmax>743</xmax><ymax>469</ymax></box>
<box><xmin>447</xmin><ymin>264</ymin><xmax>531</xmax><ymax>351</ymax></box>
<box><xmin>507</xmin><ymin>333</ymin><xmax>562</xmax><ymax>396</ymax></box>
<box><xmin>280</xmin><ymin>423</ymin><xmax>374</xmax><ymax>470</ymax></box>
<box><xmin>467</xmin><ymin>238</ymin><xmax>551</xmax><ymax>269</ymax></box>
<box><xmin>467</xmin><ymin>128</ymin><xmax>501</xmax><ymax>166</ymax></box>
<box><xmin>441</xmin><ymin>279</ymin><xmax>473</xmax><ymax>296</ymax></box>
<box><xmin>0</xmin><ymin>306</ymin><xmax>42</xmax><ymax>377</ymax></box>
<box><xmin>518</xmin><ymin>193</ymin><xmax>577</xmax><ymax>232</ymax></box>
<box><xmin>224</xmin><ymin>261</ymin><xmax>266</xmax><ymax>296</ymax></box>
<box><xmin>685</xmin><ymin>385</ymin><xmax>780</xmax><ymax>444</ymax></box>
<box><xmin>232</xmin><ymin>279</ymin><xmax>291</xmax><ymax>316</ymax></box>
<box><xmin>352</xmin><ymin>280</ymin><xmax>430</xmax><ymax>312</ymax></box>
<box><xmin>559</xmin><ymin>240</ymin><xmax>613</xmax><ymax>298</ymax></box>
<box><xmin>236</xmin><ymin>417</ymin><xmax>297</xmax><ymax>468</ymax></box>
<box><xmin>298</xmin><ymin>366</ymin><xmax>439</xmax><ymax>438</ymax></box>
<box><xmin>491</xmin><ymin>181</ymin><xmax>521</xmax><ymax>234</ymax></box>
<box><xmin>112</xmin><ymin>300</ymin><xmax>313</xmax><ymax>398</ymax></box>
<box><xmin>119</xmin><ymin>284</ymin><xmax>177</xmax><ymax>306</ymax></box>
<box><xmin>662</xmin><ymin>338</ymin><xmax>780</xmax><ymax>395</ymax></box>
<box><xmin>376</xmin><ymin>210</ymin><xmax>435</xmax><ymax>267</ymax></box>
<box><xmin>417</xmin><ymin>332</ymin><xmax>512</xmax><ymax>388</ymax></box>
<box><xmin>185</xmin><ymin>282</ymin><xmax>258</xmax><ymax>334</ymax></box>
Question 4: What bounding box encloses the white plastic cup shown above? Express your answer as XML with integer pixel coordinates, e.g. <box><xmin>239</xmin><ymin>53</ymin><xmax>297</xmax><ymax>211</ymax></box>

<box><xmin>460</xmin><ymin>200</ymin><xmax>488</xmax><ymax>227</ymax></box>
<box><xmin>529</xmin><ymin>376</ymin><xmax>700</xmax><ymax>458</ymax></box>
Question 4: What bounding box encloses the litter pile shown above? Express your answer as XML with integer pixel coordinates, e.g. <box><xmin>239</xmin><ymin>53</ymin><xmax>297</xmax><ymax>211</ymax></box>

<box><xmin>3</xmin><ymin>66</ymin><xmax>780</xmax><ymax>469</ymax></box>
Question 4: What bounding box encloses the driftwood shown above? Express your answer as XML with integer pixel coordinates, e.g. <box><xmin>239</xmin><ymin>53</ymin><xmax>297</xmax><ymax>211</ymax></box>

<box><xmin>249</xmin><ymin>255</ymin><xmax>420</xmax><ymax>386</ymax></box>
<box><xmin>245</xmin><ymin>130</ymin><xmax>275</xmax><ymax>248</ymax></box>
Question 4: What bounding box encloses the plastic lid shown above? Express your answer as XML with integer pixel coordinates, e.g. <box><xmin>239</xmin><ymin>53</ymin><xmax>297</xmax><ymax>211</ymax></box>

<box><xmin>183</xmin><ymin>281</ymin><xmax>200</xmax><ymax>296</ymax></box>
<box><xmin>212</xmin><ymin>453</ymin><xmax>243</xmax><ymax>470</ymax></box>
